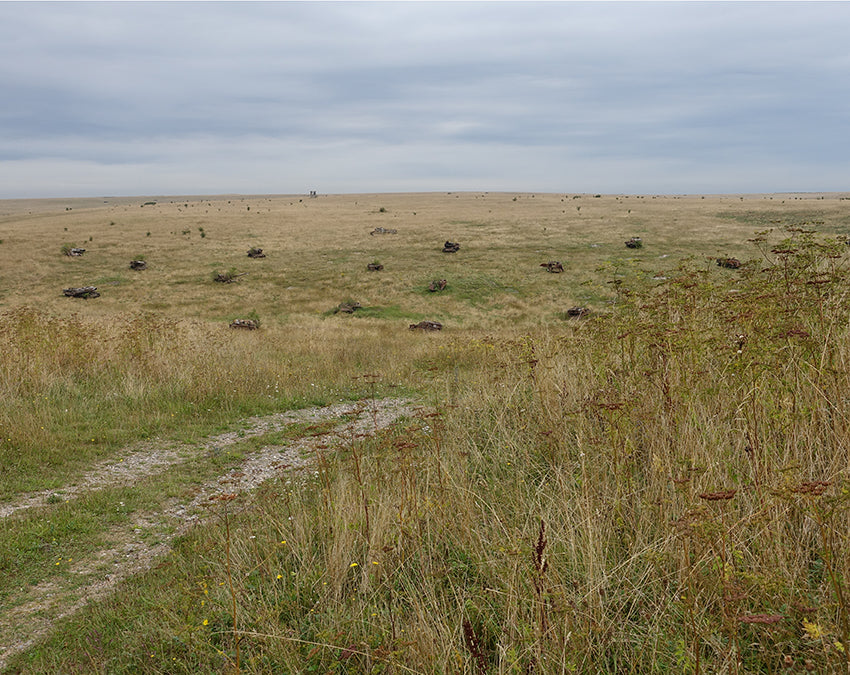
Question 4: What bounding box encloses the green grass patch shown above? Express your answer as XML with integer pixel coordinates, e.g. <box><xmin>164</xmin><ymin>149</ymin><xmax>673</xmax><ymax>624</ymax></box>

<box><xmin>441</xmin><ymin>273</ymin><xmax>521</xmax><ymax>305</ymax></box>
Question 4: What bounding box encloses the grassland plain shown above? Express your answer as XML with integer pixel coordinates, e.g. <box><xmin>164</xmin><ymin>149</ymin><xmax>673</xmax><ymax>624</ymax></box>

<box><xmin>1</xmin><ymin>191</ymin><xmax>850</xmax><ymax>673</ymax></box>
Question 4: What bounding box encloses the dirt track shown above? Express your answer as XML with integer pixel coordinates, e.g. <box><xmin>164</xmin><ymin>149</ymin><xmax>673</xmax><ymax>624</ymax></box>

<box><xmin>0</xmin><ymin>397</ymin><xmax>417</xmax><ymax>670</ymax></box>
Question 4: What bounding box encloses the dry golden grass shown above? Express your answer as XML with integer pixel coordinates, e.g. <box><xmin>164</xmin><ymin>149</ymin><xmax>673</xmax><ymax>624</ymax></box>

<box><xmin>3</xmin><ymin>191</ymin><xmax>848</xmax><ymax>327</ymax></box>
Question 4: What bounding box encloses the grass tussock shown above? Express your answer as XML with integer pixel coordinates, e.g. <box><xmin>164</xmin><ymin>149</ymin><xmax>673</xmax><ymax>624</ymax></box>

<box><xmin>3</xmin><ymin>194</ymin><xmax>850</xmax><ymax>672</ymax></box>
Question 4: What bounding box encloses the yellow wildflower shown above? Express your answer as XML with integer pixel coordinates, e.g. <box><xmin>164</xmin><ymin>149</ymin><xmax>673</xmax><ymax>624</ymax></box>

<box><xmin>803</xmin><ymin>619</ymin><xmax>824</xmax><ymax>640</ymax></box>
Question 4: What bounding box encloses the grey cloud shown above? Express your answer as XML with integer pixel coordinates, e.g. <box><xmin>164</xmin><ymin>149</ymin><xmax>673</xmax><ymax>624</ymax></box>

<box><xmin>1</xmin><ymin>2</ymin><xmax>849</xmax><ymax>197</ymax></box>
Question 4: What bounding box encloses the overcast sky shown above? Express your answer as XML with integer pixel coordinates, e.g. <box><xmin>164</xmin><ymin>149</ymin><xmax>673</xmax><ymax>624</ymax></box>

<box><xmin>1</xmin><ymin>1</ymin><xmax>848</xmax><ymax>198</ymax></box>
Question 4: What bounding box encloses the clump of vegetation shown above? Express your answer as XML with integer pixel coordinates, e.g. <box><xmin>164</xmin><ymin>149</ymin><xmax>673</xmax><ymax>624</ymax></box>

<box><xmin>62</xmin><ymin>285</ymin><xmax>99</xmax><ymax>298</ymax></box>
<box><xmin>60</xmin><ymin>244</ymin><xmax>85</xmax><ymax>257</ymax></box>
<box><xmin>213</xmin><ymin>268</ymin><xmax>247</xmax><ymax>283</ymax></box>
<box><xmin>229</xmin><ymin>318</ymin><xmax>259</xmax><ymax>329</ymax></box>
<box><xmin>228</xmin><ymin>310</ymin><xmax>262</xmax><ymax>330</ymax></box>
<box><xmin>716</xmin><ymin>256</ymin><xmax>742</xmax><ymax>269</ymax></box>
<box><xmin>333</xmin><ymin>299</ymin><xmax>362</xmax><ymax>314</ymax></box>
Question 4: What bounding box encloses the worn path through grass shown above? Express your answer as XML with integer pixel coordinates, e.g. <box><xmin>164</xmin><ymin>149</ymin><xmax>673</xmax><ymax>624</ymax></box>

<box><xmin>0</xmin><ymin>397</ymin><xmax>418</xmax><ymax>671</ymax></box>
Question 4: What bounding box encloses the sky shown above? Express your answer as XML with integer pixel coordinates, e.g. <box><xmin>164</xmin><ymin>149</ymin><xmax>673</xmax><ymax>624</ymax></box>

<box><xmin>1</xmin><ymin>1</ymin><xmax>849</xmax><ymax>198</ymax></box>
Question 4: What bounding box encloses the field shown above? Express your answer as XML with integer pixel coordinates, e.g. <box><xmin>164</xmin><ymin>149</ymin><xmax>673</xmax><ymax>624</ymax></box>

<box><xmin>1</xmin><ymin>191</ymin><xmax>850</xmax><ymax>673</ymax></box>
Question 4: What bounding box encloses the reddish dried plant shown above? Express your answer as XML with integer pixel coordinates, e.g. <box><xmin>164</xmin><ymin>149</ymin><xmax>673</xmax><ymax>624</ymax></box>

<box><xmin>699</xmin><ymin>489</ymin><xmax>737</xmax><ymax>501</ymax></box>
<box><xmin>790</xmin><ymin>481</ymin><xmax>831</xmax><ymax>496</ymax></box>
<box><xmin>462</xmin><ymin>619</ymin><xmax>488</xmax><ymax>675</ymax></box>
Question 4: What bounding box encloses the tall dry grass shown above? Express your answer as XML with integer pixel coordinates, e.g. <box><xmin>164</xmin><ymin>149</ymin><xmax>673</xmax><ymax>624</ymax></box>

<box><xmin>0</xmin><ymin>308</ymin><xmax>435</xmax><ymax>496</ymax></box>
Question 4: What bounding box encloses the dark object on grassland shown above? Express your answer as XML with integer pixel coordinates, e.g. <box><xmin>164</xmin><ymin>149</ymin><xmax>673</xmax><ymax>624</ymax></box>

<box><xmin>63</xmin><ymin>247</ymin><xmax>86</xmax><ymax>257</ymax></box>
<box><xmin>230</xmin><ymin>319</ymin><xmax>259</xmax><ymax>330</ymax></box>
<box><xmin>716</xmin><ymin>257</ymin><xmax>741</xmax><ymax>269</ymax></box>
<box><xmin>442</xmin><ymin>241</ymin><xmax>460</xmax><ymax>253</ymax></box>
<box><xmin>409</xmin><ymin>320</ymin><xmax>443</xmax><ymax>331</ymax></box>
<box><xmin>129</xmin><ymin>259</ymin><xmax>147</xmax><ymax>270</ymax></box>
<box><xmin>428</xmin><ymin>279</ymin><xmax>448</xmax><ymax>292</ymax></box>
<box><xmin>370</xmin><ymin>227</ymin><xmax>397</xmax><ymax>235</ymax></box>
<box><xmin>63</xmin><ymin>286</ymin><xmax>100</xmax><ymax>298</ymax></box>
<box><xmin>247</xmin><ymin>247</ymin><xmax>266</xmax><ymax>258</ymax></box>
<box><xmin>566</xmin><ymin>306</ymin><xmax>590</xmax><ymax>318</ymax></box>
<box><xmin>335</xmin><ymin>301</ymin><xmax>362</xmax><ymax>314</ymax></box>
<box><xmin>213</xmin><ymin>271</ymin><xmax>248</xmax><ymax>283</ymax></box>
<box><xmin>541</xmin><ymin>261</ymin><xmax>564</xmax><ymax>273</ymax></box>
<box><xmin>367</xmin><ymin>262</ymin><xmax>384</xmax><ymax>271</ymax></box>
<box><xmin>625</xmin><ymin>237</ymin><xmax>643</xmax><ymax>249</ymax></box>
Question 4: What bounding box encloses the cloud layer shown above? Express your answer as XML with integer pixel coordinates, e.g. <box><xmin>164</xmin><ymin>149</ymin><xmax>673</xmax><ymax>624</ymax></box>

<box><xmin>2</xmin><ymin>2</ymin><xmax>848</xmax><ymax>197</ymax></box>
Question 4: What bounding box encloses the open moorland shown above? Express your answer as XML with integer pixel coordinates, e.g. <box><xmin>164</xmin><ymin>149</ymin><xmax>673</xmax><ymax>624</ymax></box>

<box><xmin>1</xmin><ymin>191</ymin><xmax>850</xmax><ymax>673</ymax></box>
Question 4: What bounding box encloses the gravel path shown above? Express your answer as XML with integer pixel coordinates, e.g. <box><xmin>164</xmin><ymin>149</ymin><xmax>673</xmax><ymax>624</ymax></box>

<box><xmin>0</xmin><ymin>397</ymin><xmax>419</xmax><ymax>670</ymax></box>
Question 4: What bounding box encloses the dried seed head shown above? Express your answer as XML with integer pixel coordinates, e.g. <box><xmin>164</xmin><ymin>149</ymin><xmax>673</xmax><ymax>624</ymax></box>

<box><xmin>790</xmin><ymin>481</ymin><xmax>831</xmax><ymax>496</ymax></box>
<box><xmin>699</xmin><ymin>489</ymin><xmax>737</xmax><ymax>501</ymax></box>
<box><xmin>791</xmin><ymin>602</ymin><xmax>817</xmax><ymax>614</ymax></box>
<box><xmin>462</xmin><ymin>619</ymin><xmax>488</xmax><ymax>675</ymax></box>
<box><xmin>534</xmin><ymin>520</ymin><xmax>548</xmax><ymax>574</ymax></box>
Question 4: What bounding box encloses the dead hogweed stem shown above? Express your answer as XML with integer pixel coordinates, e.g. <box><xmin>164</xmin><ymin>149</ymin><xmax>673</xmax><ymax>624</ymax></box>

<box><xmin>462</xmin><ymin>619</ymin><xmax>488</xmax><ymax>675</ymax></box>
<box><xmin>532</xmin><ymin>519</ymin><xmax>549</xmax><ymax>640</ymax></box>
